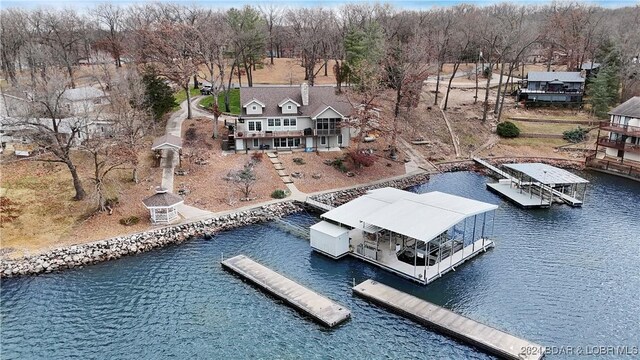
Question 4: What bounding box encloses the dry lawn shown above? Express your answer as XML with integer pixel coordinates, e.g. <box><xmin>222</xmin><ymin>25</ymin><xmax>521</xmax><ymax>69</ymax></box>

<box><xmin>1</xmin><ymin>149</ymin><xmax>161</xmax><ymax>258</ymax></box>
<box><xmin>177</xmin><ymin>118</ymin><xmax>283</xmax><ymax>211</ymax></box>
<box><xmin>197</xmin><ymin>58</ymin><xmax>338</xmax><ymax>86</ymax></box>
<box><xmin>278</xmin><ymin>151</ymin><xmax>405</xmax><ymax>193</ymax></box>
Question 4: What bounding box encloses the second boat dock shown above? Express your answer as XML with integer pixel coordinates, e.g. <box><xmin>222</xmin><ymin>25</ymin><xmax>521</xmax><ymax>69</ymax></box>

<box><xmin>353</xmin><ymin>279</ymin><xmax>544</xmax><ymax>360</ymax></box>
<box><xmin>221</xmin><ymin>254</ymin><xmax>350</xmax><ymax>327</ymax></box>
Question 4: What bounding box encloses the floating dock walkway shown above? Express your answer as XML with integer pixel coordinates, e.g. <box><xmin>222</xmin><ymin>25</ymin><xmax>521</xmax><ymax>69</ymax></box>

<box><xmin>221</xmin><ymin>255</ymin><xmax>350</xmax><ymax>327</ymax></box>
<box><xmin>353</xmin><ymin>279</ymin><xmax>544</xmax><ymax>360</ymax></box>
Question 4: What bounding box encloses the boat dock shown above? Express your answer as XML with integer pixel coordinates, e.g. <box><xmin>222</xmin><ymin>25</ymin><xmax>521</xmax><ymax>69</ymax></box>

<box><xmin>473</xmin><ymin>158</ymin><xmax>587</xmax><ymax>208</ymax></box>
<box><xmin>353</xmin><ymin>279</ymin><xmax>544</xmax><ymax>360</ymax></box>
<box><xmin>221</xmin><ymin>254</ymin><xmax>350</xmax><ymax>327</ymax></box>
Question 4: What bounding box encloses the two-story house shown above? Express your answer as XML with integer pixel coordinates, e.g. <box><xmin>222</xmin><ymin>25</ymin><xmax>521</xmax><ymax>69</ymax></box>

<box><xmin>61</xmin><ymin>86</ymin><xmax>108</xmax><ymax>114</ymax></box>
<box><xmin>233</xmin><ymin>84</ymin><xmax>352</xmax><ymax>152</ymax></box>
<box><xmin>518</xmin><ymin>71</ymin><xmax>585</xmax><ymax>104</ymax></box>
<box><xmin>595</xmin><ymin>96</ymin><xmax>640</xmax><ymax>164</ymax></box>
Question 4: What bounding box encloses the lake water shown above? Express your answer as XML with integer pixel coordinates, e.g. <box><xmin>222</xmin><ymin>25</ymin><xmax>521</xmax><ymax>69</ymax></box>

<box><xmin>2</xmin><ymin>171</ymin><xmax>639</xmax><ymax>359</ymax></box>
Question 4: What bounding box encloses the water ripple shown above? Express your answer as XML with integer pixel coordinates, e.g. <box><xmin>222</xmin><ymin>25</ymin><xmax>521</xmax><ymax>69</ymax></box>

<box><xmin>2</xmin><ymin>171</ymin><xmax>639</xmax><ymax>360</ymax></box>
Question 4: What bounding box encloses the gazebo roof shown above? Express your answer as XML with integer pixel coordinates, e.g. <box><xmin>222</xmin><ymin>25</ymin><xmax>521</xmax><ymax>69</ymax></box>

<box><xmin>151</xmin><ymin>134</ymin><xmax>183</xmax><ymax>150</ymax></box>
<box><xmin>142</xmin><ymin>189</ymin><xmax>184</xmax><ymax>208</ymax></box>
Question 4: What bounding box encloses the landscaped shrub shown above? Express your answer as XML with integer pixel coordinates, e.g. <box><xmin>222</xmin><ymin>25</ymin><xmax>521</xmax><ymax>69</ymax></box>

<box><xmin>185</xmin><ymin>127</ymin><xmax>197</xmax><ymax>141</ymax></box>
<box><xmin>496</xmin><ymin>121</ymin><xmax>520</xmax><ymax>138</ymax></box>
<box><xmin>271</xmin><ymin>189</ymin><xmax>287</xmax><ymax>199</ymax></box>
<box><xmin>105</xmin><ymin>197</ymin><xmax>119</xmax><ymax>208</ymax></box>
<box><xmin>119</xmin><ymin>216</ymin><xmax>140</xmax><ymax>226</ymax></box>
<box><xmin>251</xmin><ymin>152</ymin><xmax>263</xmax><ymax>162</ymax></box>
<box><xmin>292</xmin><ymin>157</ymin><xmax>305</xmax><ymax>165</ymax></box>
<box><xmin>331</xmin><ymin>157</ymin><xmax>348</xmax><ymax>172</ymax></box>
<box><xmin>563</xmin><ymin>127</ymin><xmax>589</xmax><ymax>143</ymax></box>
<box><xmin>349</xmin><ymin>150</ymin><xmax>376</xmax><ymax>168</ymax></box>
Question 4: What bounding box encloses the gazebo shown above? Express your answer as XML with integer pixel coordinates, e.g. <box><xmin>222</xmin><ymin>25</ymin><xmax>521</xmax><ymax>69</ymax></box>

<box><xmin>142</xmin><ymin>187</ymin><xmax>183</xmax><ymax>224</ymax></box>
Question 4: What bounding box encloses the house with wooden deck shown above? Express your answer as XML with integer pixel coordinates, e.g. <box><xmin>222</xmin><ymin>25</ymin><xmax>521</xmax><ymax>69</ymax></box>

<box><xmin>518</xmin><ymin>71</ymin><xmax>585</xmax><ymax>104</ymax></box>
<box><xmin>232</xmin><ymin>84</ymin><xmax>352</xmax><ymax>152</ymax></box>
<box><xmin>588</xmin><ymin>97</ymin><xmax>640</xmax><ymax>180</ymax></box>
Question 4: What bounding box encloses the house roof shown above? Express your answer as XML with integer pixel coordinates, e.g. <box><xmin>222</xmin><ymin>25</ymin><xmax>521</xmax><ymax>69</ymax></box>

<box><xmin>142</xmin><ymin>190</ymin><xmax>184</xmax><ymax>208</ymax></box>
<box><xmin>243</xmin><ymin>98</ymin><xmax>266</xmax><ymax>108</ymax></box>
<box><xmin>580</xmin><ymin>62</ymin><xmax>601</xmax><ymax>70</ymax></box>
<box><xmin>278</xmin><ymin>98</ymin><xmax>301</xmax><ymax>107</ymax></box>
<box><xmin>62</xmin><ymin>86</ymin><xmax>106</xmax><ymax>101</ymax></box>
<box><xmin>311</xmin><ymin>104</ymin><xmax>345</xmax><ymax>119</ymax></box>
<box><xmin>240</xmin><ymin>86</ymin><xmax>352</xmax><ymax>118</ymax></box>
<box><xmin>527</xmin><ymin>72</ymin><xmax>585</xmax><ymax>83</ymax></box>
<box><xmin>608</xmin><ymin>96</ymin><xmax>640</xmax><ymax>118</ymax></box>
<box><xmin>151</xmin><ymin>134</ymin><xmax>183</xmax><ymax>150</ymax></box>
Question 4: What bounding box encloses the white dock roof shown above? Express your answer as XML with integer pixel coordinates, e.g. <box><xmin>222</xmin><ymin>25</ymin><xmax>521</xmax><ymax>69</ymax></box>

<box><xmin>321</xmin><ymin>196</ymin><xmax>389</xmax><ymax>229</ymax></box>
<box><xmin>361</xmin><ymin>192</ymin><xmax>498</xmax><ymax>243</ymax></box>
<box><xmin>503</xmin><ymin>163</ymin><xmax>589</xmax><ymax>184</ymax></box>
<box><xmin>321</xmin><ymin>188</ymin><xmax>498</xmax><ymax>243</ymax></box>
<box><xmin>321</xmin><ymin>187</ymin><xmax>421</xmax><ymax>229</ymax></box>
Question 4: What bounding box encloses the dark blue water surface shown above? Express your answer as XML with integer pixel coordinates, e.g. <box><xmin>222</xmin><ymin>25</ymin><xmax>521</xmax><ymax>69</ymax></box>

<box><xmin>2</xmin><ymin>171</ymin><xmax>639</xmax><ymax>359</ymax></box>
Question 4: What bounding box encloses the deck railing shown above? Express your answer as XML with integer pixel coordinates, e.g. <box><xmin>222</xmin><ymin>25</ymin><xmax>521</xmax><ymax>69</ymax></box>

<box><xmin>586</xmin><ymin>154</ymin><xmax>640</xmax><ymax>180</ymax></box>
<box><xmin>599</xmin><ymin>122</ymin><xmax>640</xmax><ymax>137</ymax></box>
<box><xmin>235</xmin><ymin>130</ymin><xmax>305</xmax><ymax>139</ymax></box>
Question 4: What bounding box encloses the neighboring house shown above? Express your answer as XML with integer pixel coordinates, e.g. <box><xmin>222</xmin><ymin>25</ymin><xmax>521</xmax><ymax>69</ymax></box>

<box><xmin>233</xmin><ymin>84</ymin><xmax>353</xmax><ymax>152</ymax></box>
<box><xmin>595</xmin><ymin>96</ymin><xmax>640</xmax><ymax>164</ymax></box>
<box><xmin>518</xmin><ymin>71</ymin><xmax>585</xmax><ymax>104</ymax></box>
<box><xmin>580</xmin><ymin>62</ymin><xmax>601</xmax><ymax>78</ymax></box>
<box><xmin>61</xmin><ymin>86</ymin><xmax>108</xmax><ymax>114</ymax></box>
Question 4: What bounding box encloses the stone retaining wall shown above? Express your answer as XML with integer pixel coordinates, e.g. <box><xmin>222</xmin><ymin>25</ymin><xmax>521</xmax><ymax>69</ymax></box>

<box><xmin>436</xmin><ymin>157</ymin><xmax>585</xmax><ymax>173</ymax></box>
<box><xmin>1</xmin><ymin>202</ymin><xmax>303</xmax><ymax>278</ymax></box>
<box><xmin>308</xmin><ymin>172</ymin><xmax>431</xmax><ymax>208</ymax></box>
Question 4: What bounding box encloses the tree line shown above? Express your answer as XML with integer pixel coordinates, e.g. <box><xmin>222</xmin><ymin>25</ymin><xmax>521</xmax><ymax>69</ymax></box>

<box><xmin>0</xmin><ymin>2</ymin><xmax>638</xmax><ymax>207</ymax></box>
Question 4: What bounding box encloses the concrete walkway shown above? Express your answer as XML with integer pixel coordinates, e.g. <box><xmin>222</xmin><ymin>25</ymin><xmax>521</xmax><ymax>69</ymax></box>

<box><xmin>156</xmin><ymin>95</ymin><xmax>219</xmax><ymax>222</ymax></box>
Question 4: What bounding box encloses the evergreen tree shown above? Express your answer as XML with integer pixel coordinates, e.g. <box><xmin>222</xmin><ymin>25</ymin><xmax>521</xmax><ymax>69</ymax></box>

<box><xmin>141</xmin><ymin>66</ymin><xmax>177</xmax><ymax>121</ymax></box>
<box><xmin>589</xmin><ymin>66</ymin><xmax>617</xmax><ymax>118</ymax></box>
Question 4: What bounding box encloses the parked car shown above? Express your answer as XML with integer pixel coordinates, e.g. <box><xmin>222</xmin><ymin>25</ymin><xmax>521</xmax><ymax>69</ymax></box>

<box><xmin>200</xmin><ymin>85</ymin><xmax>212</xmax><ymax>95</ymax></box>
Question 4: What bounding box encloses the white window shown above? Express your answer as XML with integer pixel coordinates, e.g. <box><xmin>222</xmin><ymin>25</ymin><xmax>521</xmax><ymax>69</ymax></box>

<box><xmin>287</xmin><ymin>105</ymin><xmax>292</xmax><ymax>110</ymax></box>
<box><xmin>338</xmin><ymin>134</ymin><xmax>343</xmax><ymax>146</ymax></box>
<box><xmin>248</xmin><ymin>121</ymin><xmax>262</xmax><ymax>132</ymax></box>
<box><xmin>320</xmin><ymin>136</ymin><xmax>326</xmax><ymax>145</ymax></box>
<box><xmin>253</xmin><ymin>139</ymin><xmax>259</xmax><ymax>147</ymax></box>
<box><xmin>274</xmin><ymin>137</ymin><xmax>300</xmax><ymax>147</ymax></box>
<box><xmin>252</xmin><ymin>105</ymin><xmax>256</xmax><ymax>110</ymax></box>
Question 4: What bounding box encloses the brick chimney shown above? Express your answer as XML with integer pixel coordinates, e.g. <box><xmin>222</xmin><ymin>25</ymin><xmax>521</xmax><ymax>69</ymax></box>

<box><xmin>300</xmin><ymin>82</ymin><xmax>309</xmax><ymax>106</ymax></box>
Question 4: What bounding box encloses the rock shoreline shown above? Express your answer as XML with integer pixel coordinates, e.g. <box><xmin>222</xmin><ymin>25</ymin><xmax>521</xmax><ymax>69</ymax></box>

<box><xmin>308</xmin><ymin>172</ymin><xmax>430</xmax><ymax>207</ymax></box>
<box><xmin>1</xmin><ymin>159</ymin><xmax>583</xmax><ymax>279</ymax></box>
<box><xmin>1</xmin><ymin>202</ymin><xmax>303</xmax><ymax>278</ymax></box>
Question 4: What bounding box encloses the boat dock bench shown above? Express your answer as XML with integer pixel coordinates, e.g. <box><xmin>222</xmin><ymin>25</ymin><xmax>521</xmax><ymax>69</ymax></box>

<box><xmin>221</xmin><ymin>254</ymin><xmax>351</xmax><ymax>328</ymax></box>
<box><xmin>353</xmin><ymin>279</ymin><xmax>544</xmax><ymax>360</ymax></box>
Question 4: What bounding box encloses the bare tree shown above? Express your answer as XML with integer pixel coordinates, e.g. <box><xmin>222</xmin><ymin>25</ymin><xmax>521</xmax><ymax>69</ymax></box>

<box><xmin>0</xmin><ymin>9</ymin><xmax>28</xmax><ymax>86</ymax></box>
<box><xmin>259</xmin><ymin>4</ymin><xmax>283</xmax><ymax>65</ymax></box>
<box><xmin>145</xmin><ymin>21</ymin><xmax>201</xmax><ymax>119</ymax></box>
<box><xmin>14</xmin><ymin>70</ymin><xmax>88</xmax><ymax>200</ymax></box>
<box><xmin>194</xmin><ymin>10</ymin><xmax>228</xmax><ymax>138</ymax></box>
<box><xmin>91</xmin><ymin>3</ymin><xmax>125</xmax><ymax>67</ymax></box>
<box><xmin>228</xmin><ymin>162</ymin><xmax>257</xmax><ymax>200</ymax></box>
<box><xmin>286</xmin><ymin>8</ymin><xmax>332</xmax><ymax>85</ymax></box>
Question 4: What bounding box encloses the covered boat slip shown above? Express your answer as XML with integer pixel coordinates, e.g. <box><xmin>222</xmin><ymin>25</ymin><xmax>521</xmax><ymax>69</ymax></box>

<box><xmin>502</xmin><ymin>163</ymin><xmax>588</xmax><ymax>207</ymax></box>
<box><xmin>474</xmin><ymin>159</ymin><xmax>589</xmax><ymax>208</ymax></box>
<box><xmin>311</xmin><ymin>188</ymin><xmax>498</xmax><ymax>285</ymax></box>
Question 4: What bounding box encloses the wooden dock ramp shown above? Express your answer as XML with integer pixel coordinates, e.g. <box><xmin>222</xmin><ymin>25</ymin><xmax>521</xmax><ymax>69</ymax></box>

<box><xmin>221</xmin><ymin>255</ymin><xmax>350</xmax><ymax>327</ymax></box>
<box><xmin>353</xmin><ymin>279</ymin><xmax>543</xmax><ymax>360</ymax></box>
